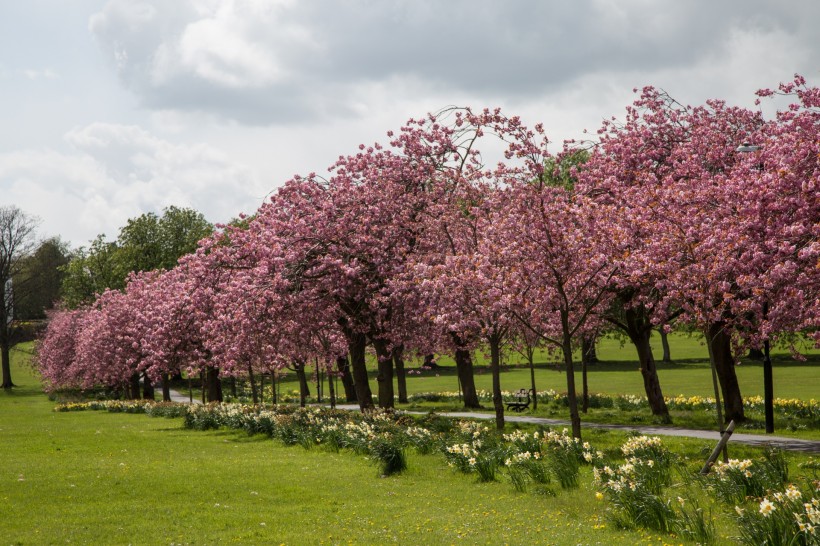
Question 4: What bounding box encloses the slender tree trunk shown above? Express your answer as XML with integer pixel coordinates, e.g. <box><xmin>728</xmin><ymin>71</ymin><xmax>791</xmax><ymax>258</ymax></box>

<box><xmin>489</xmin><ymin>333</ymin><xmax>505</xmax><ymax>430</ymax></box>
<box><xmin>561</xmin><ymin>313</ymin><xmax>582</xmax><ymax>440</ymax></box>
<box><xmin>372</xmin><ymin>338</ymin><xmax>395</xmax><ymax>409</ymax></box>
<box><xmin>582</xmin><ymin>337</ymin><xmax>598</xmax><ymax>364</ymax></box>
<box><xmin>451</xmin><ymin>333</ymin><xmax>481</xmax><ymax>408</ymax></box>
<box><xmin>142</xmin><ymin>373</ymin><xmax>155</xmax><ymax>401</ymax></box>
<box><xmin>315</xmin><ymin>362</ymin><xmax>322</xmax><ymax>403</ymax></box>
<box><xmin>393</xmin><ymin>344</ymin><xmax>408</xmax><ymax>404</ymax></box>
<box><xmin>294</xmin><ymin>361</ymin><xmax>310</xmax><ymax>407</ymax></box>
<box><xmin>229</xmin><ymin>376</ymin><xmax>237</xmax><ymax>398</ymax></box>
<box><xmin>336</xmin><ymin>355</ymin><xmax>357</xmax><ymax>403</ymax></box>
<box><xmin>658</xmin><ymin>327</ymin><xmax>672</xmax><ymax>362</ymax></box>
<box><xmin>1</xmin><ymin>345</ymin><xmax>14</xmax><ymax>388</ymax></box>
<box><xmin>527</xmin><ymin>348</ymin><xmax>538</xmax><ymax>410</ymax></box>
<box><xmin>205</xmin><ymin>366</ymin><xmax>223</xmax><ymax>403</ymax></box>
<box><xmin>129</xmin><ymin>373</ymin><xmax>141</xmax><ymax>400</ymax></box>
<box><xmin>345</xmin><ymin>330</ymin><xmax>374</xmax><ymax>411</ymax></box>
<box><xmin>624</xmin><ymin>307</ymin><xmax>670</xmax><ymax>421</ymax></box>
<box><xmin>161</xmin><ymin>375</ymin><xmax>171</xmax><ymax>402</ymax></box>
<box><xmin>706</xmin><ymin>322</ymin><xmax>746</xmax><ymax>423</ymax></box>
<box><xmin>580</xmin><ymin>353</ymin><xmax>589</xmax><ymax>413</ymax></box>
<box><xmin>327</xmin><ymin>362</ymin><xmax>336</xmax><ymax>408</ymax></box>
<box><xmin>246</xmin><ymin>360</ymin><xmax>258</xmax><ymax>404</ymax></box>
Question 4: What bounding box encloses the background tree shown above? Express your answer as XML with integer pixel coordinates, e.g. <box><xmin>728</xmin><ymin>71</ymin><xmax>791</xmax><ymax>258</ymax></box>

<box><xmin>0</xmin><ymin>205</ymin><xmax>40</xmax><ymax>388</ymax></box>
<box><xmin>13</xmin><ymin>237</ymin><xmax>70</xmax><ymax>320</ymax></box>
<box><xmin>60</xmin><ymin>235</ymin><xmax>125</xmax><ymax>308</ymax></box>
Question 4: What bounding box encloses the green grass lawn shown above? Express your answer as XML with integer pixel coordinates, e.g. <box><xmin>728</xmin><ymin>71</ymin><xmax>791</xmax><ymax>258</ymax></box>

<box><xmin>0</xmin><ymin>346</ymin><xmax>661</xmax><ymax>545</ymax></box>
<box><xmin>4</xmin><ymin>344</ymin><xmax>818</xmax><ymax>544</ymax></box>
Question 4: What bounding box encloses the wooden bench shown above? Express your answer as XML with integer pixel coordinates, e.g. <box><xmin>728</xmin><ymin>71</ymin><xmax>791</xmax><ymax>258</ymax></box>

<box><xmin>506</xmin><ymin>389</ymin><xmax>533</xmax><ymax>412</ymax></box>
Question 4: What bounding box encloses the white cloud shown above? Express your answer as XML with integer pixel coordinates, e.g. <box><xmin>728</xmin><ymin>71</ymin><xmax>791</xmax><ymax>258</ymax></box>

<box><xmin>0</xmin><ymin>124</ymin><xmax>265</xmax><ymax>247</ymax></box>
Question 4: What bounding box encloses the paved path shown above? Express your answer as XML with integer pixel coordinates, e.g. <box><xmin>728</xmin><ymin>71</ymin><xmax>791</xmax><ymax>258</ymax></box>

<box><xmin>440</xmin><ymin>411</ymin><xmax>820</xmax><ymax>454</ymax></box>
<box><xmin>167</xmin><ymin>391</ymin><xmax>819</xmax><ymax>453</ymax></box>
<box><xmin>333</xmin><ymin>404</ymin><xmax>820</xmax><ymax>454</ymax></box>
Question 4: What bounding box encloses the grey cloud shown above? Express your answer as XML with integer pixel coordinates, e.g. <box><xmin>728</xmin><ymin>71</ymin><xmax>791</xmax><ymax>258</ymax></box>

<box><xmin>89</xmin><ymin>0</ymin><xmax>820</xmax><ymax>124</ymax></box>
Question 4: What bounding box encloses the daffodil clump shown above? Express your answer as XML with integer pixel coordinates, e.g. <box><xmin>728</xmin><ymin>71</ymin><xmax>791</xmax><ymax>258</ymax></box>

<box><xmin>708</xmin><ymin>449</ymin><xmax>789</xmax><ymax>504</ymax></box>
<box><xmin>734</xmin><ymin>482</ymin><xmax>820</xmax><ymax>545</ymax></box>
<box><xmin>443</xmin><ymin>422</ymin><xmax>501</xmax><ymax>482</ymax></box>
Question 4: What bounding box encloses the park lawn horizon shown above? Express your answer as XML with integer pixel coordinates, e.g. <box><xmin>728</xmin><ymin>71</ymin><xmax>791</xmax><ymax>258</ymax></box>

<box><xmin>0</xmin><ymin>347</ymin><xmax>672</xmax><ymax>545</ymax></box>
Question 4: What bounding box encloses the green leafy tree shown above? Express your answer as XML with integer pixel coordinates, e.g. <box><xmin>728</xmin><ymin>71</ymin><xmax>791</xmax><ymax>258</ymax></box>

<box><xmin>12</xmin><ymin>237</ymin><xmax>70</xmax><ymax>320</ymax></box>
<box><xmin>60</xmin><ymin>235</ymin><xmax>125</xmax><ymax>308</ymax></box>
<box><xmin>0</xmin><ymin>205</ymin><xmax>39</xmax><ymax>388</ymax></box>
<box><xmin>61</xmin><ymin>207</ymin><xmax>212</xmax><ymax>308</ymax></box>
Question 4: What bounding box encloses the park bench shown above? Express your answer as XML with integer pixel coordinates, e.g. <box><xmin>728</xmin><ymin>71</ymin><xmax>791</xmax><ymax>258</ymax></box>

<box><xmin>506</xmin><ymin>389</ymin><xmax>533</xmax><ymax>412</ymax></box>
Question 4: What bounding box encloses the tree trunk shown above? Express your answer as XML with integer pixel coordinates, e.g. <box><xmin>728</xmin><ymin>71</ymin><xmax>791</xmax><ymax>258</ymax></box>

<box><xmin>205</xmin><ymin>366</ymin><xmax>223</xmax><ymax>403</ymax></box>
<box><xmin>393</xmin><ymin>344</ymin><xmax>408</xmax><ymax>404</ymax></box>
<box><xmin>346</xmin><ymin>330</ymin><xmax>374</xmax><ymax>411</ymax></box>
<box><xmin>489</xmin><ymin>334</ymin><xmax>505</xmax><ymax>430</ymax></box>
<box><xmin>372</xmin><ymin>338</ymin><xmax>395</xmax><ymax>409</ymax></box>
<box><xmin>336</xmin><ymin>355</ymin><xmax>357</xmax><ymax>403</ymax></box>
<box><xmin>658</xmin><ymin>327</ymin><xmax>672</xmax><ymax>362</ymax></box>
<box><xmin>582</xmin><ymin>337</ymin><xmax>598</xmax><ymax>364</ymax></box>
<box><xmin>294</xmin><ymin>361</ymin><xmax>310</xmax><ymax>407</ymax></box>
<box><xmin>229</xmin><ymin>376</ymin><xmax>237</xmax><ymax>398</ymax></box>
<box><xmin>327</xmin><ymin>362</ymin><xmax>336</xmax><ymax>408</ymax></box>
<box><xmin>315</xmin><ymin>362</ymin><xmax>322</xmax><ymax>403</ymax></box>
<box><xmin>128</xmin><ymin>373</ymin><xmax>141</xmax><ymax>400</ymax></box>
<box><xmin>246</xmin><ymin>360</ymin><xmax>258</xmax><ymax>404</ymax></box>
<box><xmin>1</xmin><ymin>345</ymin><xmax>14</xmax><ymax>388</ymax></box>
<box><xmin>624</xmin><ymin>307</ymin><xmax>670</xmax><ymax>421</ymax></box>
<box><xmin>580</xmin><ymin>353</ymin><xmax>589</xmax><ymax>413</ymax></box>
<box><xmin>161</xmin><ymin>375</ymin><xmax>171</xmax><ymax>402</ymax></box>
<box><xmin>142</xmin><ymin>373</ymin><xmax>155</xmax><ymax>401</ymax></box>
<box><xmin>451</xmin><ymin>333</ymin><xmax>481</xmax><ymax>409</ymax></box>
<box><xmin>560</xmin><ymin>311</ymin><xmax>582</xmax><ymax>440</ymax></box>
<box><xmin>706</xmin><ymin>322</ymin><xmax>746</xmax><ymax>423</ymax></box>
<box><xmin>527</xmin><ymin>348</ymin><xmax>538</xmax><ymax>410</ymax></box>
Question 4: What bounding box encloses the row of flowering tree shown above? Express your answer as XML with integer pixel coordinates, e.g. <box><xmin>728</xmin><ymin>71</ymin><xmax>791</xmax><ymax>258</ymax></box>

<box><xmin>36</xmin><ymin>76</ymin><xmax>819</xmax><ymax>437</ymax></box>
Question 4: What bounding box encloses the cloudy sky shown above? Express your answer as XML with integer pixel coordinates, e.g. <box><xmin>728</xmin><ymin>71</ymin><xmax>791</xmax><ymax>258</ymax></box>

<box><xmin>1</xmin><ymin>0</ymin><xmax>818</xmax><ymax>248</ymax></box>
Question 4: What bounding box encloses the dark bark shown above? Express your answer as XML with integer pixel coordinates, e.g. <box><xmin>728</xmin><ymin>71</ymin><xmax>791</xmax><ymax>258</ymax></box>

<box><xmin>315</xmin><ymin>363</ymin><xmax>322</xmax><ymax>403</ymax></box>
<box><xmin>393</xmin><ymin>344</ymin><xmax>408</xmax><ymax>404</ymax></box>
<box><xmin>327</xmin><ymin>363</ymin><xmax>336</xmax><ymax>408</ymax></box>
<box><xmin>229</xmin><ymin>376</ymin><xmax>237</xmax><ymax>398</ymax></box>
<box><xmin>623</xmin><ymin>306</ymin><xmax>670</xmax><ymax>421</ymax></box>
<box><xmin>244</xmin><ymin>359</ymin><xmax>258</xmax><ymax>404</ymax></box>
<box><xmin>293</xmin><ymin>361</ymin><xmax>310</xmax><ymax>408</ymax></box>
<box><xmin>128</xmin><ymin>373</ymin><xmax>141</xmax><ymax>400</ymax></box>
<box><xmin>1</xmin><ymin>345</ymin><xmax>13</xmax><ymax>388</ymax></box>
<box><xmin>527</xmin><ymin>349</ymin><xmax>538</xmax><ymax>410</ymax></box>
<box><xmin>580</xmin><ymin>354</ymin><xmax>589</xmax><ymax>413</ymax></box>
<box><xmin>161</xmin><ymin>375</ymin><xmax>171</xmax><ymax>402</ymax></box>
<box><xmin>451</xmin><ymin>333</ymin><xmax>481</xmax><ymax>409</ymax></box>
<box><xmin>561</xmin><ymin>318</ymin><xmax>582</xmax><ymax>440</ymax></box>
<box><xmin>372</xmin><ymin>338</ymin><xmax>395</xmax><ymax>409</ymax></box>
<box><xmin>142</xmin><ymin>373</ymin><xmax>155</xmax><ymax>401</ymax></box>
<box><xmin>658</xmin><ymin>327</ymin><xmax>672</xmax><ymax>362</ymax></box>
<box><xmin>707</xmin><ymin>322</ymin><xmax>746</xmax><ymax>423</ymax></box>
<box><xmin>581</xmin><ymin>337</ymin><xmax>598</xmax><ymax>364</ymax></box>
<box><xmin>489</xmin><ymin>333</ymin><xmax>505</xmax><ymax>430</ymax></box>
<box><xmin>345</xmin><ymin>330</ymin><xmax>374</xmax><ymax>411</ymax></box>
<box><xmin>205</xmin><ymin>365</ymin><xmax>223</xmax><ymax>403</ymax></box>
<box><xmin>336</xmin><ymin>355</ymin><xmax>357</xmax><ymax>403</ymax></box>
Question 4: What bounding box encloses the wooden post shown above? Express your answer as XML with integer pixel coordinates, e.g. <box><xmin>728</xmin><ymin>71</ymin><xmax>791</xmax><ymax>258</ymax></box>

<box><xmin>700</xmin><ymin>420</ymin><xmax>736</xmax><ymax>475</ymax></box>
